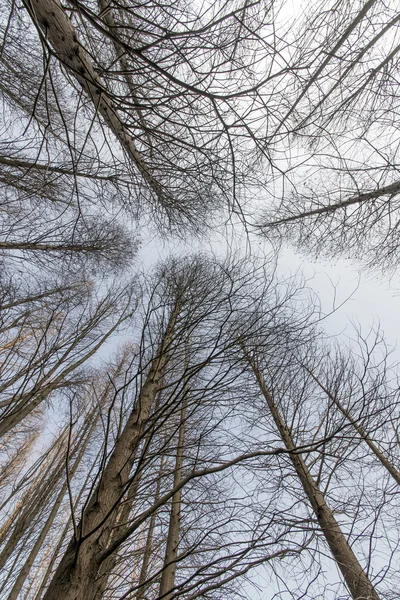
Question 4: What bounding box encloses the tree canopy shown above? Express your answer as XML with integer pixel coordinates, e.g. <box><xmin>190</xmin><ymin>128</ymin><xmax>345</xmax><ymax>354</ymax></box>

<box><xmin>1</xmin><ymin>1</ymin><xmax>400</xmax><ymax>599</ymax></box>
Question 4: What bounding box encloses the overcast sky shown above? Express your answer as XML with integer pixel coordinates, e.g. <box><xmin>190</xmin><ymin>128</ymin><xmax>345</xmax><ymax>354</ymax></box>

<box><xmin>136</xmin><ymin>224</ymin><xmax>400</xmax><ymax>365</ymax></box>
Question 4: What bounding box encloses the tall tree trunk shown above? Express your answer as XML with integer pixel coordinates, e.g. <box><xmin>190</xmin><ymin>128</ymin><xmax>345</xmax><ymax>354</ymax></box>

<box><xmin>159</xmin><ymin>396</ymin><xmax>187</xmax><ymax>600</ymax></box>
<box><xmin>0</xmin><ymin>242</ymin><xmax>106</xmax><ymax>253</ymax></box>
<box><xmin>0</xmin><ymin>542</ymin><xmax>27</xmax><ymax>595</ymax></box>
<box><xmin>22</xmin><ymin>544</ymin><xmax>53</xmax><ymax>600</ymax></box>
<box><xmin>0</xmin><ymin>433</ymin><xmax>69</xmax><ymax>569</ymax></box>
<box><xmin>264</xmin><ymin>181</ymin><xmax>400</xmax><ymax>227</ymax></box>
<box><xmin>97</xmin><ymin>0</ymin><xmax>152</xmax><ymax>153</ymax></box>
<box><xmin>4</xmin><ymin>356</ymin><xmax>127</xmax><ymax>597</ymax></box>
<box><xmin>42</xmin><ymin>310</ymin><xmax>177</xmax><ymax>600</ymax></box>
<box><xmin>32</xmin><ymin>449</ymin><xmax>103</xmax><ymax>600</ymax></box>
<box><xmin>90</xmin><ymin>390</ymin><xmax>165</xmax><ymax>600</ymax></box>
<box><xmin>0</xmin><ymin>428</ymin><xmax>41</xmax><ymax>505</ymax></box>
<box><xmin>245</xmin><ymin>351</ymin><xmax>380</xmax><ymax>600</ymax></box>
<box><xmin>0</xmin><ymin>428</ymin><xmax>68</xmax><ymax>516</ymax></box>
<box><xmin>134</xmin><ymin>451</ymin><xmax>166</xmax><ymax>600</ymax></box>
<box><xmin>89</xmin><ymin>499</ymin><xmax>134</xmax><ymax>600</ymax></box>
<box><xmin>0</xmin><ymin>155</ymin><xmax>118</xmax><ymax>183</ymax></box>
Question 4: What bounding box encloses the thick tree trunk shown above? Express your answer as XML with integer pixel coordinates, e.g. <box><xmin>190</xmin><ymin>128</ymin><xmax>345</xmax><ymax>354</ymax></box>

<box><xmin>28</xmin><ymin>0</ymin><xmax>167</xmax><ymax>207</ymax></box>
<box><xmin>89</xmin><ymin>501</ymin><xmax>133</xmax><ymax>600</ymax></box>
<box><xmin>42</xmin><ymin>312</ymin><xmax>176</xmax><ymax>600</ymax></box>
<box><xmin>89</xmin><ymin>444</ymin><xmax>144</xmax><ymax>600</ymax></box>
<box><xmin>90</xmin><ymin>389</ymin><xmax>165</xmax><ymax>600</ymax></box>
<box><xmin>0</xmin><ymin>242</ymin><xmax>104</xmax><ymax>253</ymax></box>
<box><xmin>246</xmin><ymin>353</ymin><xmax>380</xmax><ymax>600</ymax></box>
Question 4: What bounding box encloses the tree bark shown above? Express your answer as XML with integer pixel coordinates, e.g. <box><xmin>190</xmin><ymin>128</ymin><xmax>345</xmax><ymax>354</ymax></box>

<box><xmin>28</xmin><ymin>0</ymin><xmax>168</xmax><ymax>208</ymax></box>
<box><xmin>159</xmin><ymin>395</ymin><xmax>187</xmax><ymax>600</ymax></box>
<box><xmin>90</xmin><ymin>389</ymin><xmax>165</xmax><ymax>600</ymax></box>
<box><xmin>0</xmin><ymin>242</ymin><xmax>105</xmax><ymax>254</ymax></box>
<box><xmin>245</xmin><ymin>351</ymin><xmax>381</xmax><ymax>600</ymax></box>
<box><xmin>42</xmin><ymin>310</ymin><xmax>176</xmax><ymax>600</ymax></box>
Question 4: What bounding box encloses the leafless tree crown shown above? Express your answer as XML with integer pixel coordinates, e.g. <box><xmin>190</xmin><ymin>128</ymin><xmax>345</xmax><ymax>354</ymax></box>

<box><xmin>1</xmin><ymin>1</ymin><xmax>400</xmax><ymax>599</ymax></box>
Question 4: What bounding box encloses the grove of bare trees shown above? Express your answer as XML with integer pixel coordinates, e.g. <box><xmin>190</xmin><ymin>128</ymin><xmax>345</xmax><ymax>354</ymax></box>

<box><xmin>1</xmin><ymin>0</ymin><xmax>400</xmax><ymax>599</ymax></box>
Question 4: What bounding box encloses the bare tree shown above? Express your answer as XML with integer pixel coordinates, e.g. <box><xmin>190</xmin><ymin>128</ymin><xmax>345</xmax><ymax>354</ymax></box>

<box><xmin>2</xmin><ymin>255</ymin><xmax>399</xmax><ymax>598</ymax></box>
<box><xmin>255</xmin><ymin>0</ymin><xmax>400</xmax><ymax>271</ymax></box>
<box><xmin>242</xmin><ymin>344</ymin><xmax>380</xmax><ymax>600</ymax></box>
<box><xmin>2</xmin><ymin>3</ymin><xmax>400</xmax><ymax>594</ymax></box>
<box><xmin>5</xmin><ymin>0</ymin><xmax>294</xmax><ymax>231</ymax></box>
<box><xmin>27</xmin><ymin>257</ymin><xmax>304</xmax><ymax>599</ymax></box>
<box><xmin>299</xmin><ymin>330</ymin><xmax>400</xmax><ymax>487</ymax></box>
<box><xmin>0</xmin><ymin>278</ymin><xmax>135</xmax><ymax>436</ymax></box>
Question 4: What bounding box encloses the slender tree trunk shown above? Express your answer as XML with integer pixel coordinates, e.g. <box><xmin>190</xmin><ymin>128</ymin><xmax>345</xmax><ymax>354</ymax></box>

<box><xmin>344</xmin><ymin>414</ymin><xmax>400</xmax><ymax>484</ymax></box>
<box><xmin>7</xmin><ymin>419</ymin><xmax>94</xmax><ymax>600</ymax></box>
<box><xmin>135</xmin><ymin>452</ymin><xmax>166</xmax><ymax>600</ymax></box>
<box><xmin>0</xmin><ymin>314</ymin><xmax>124</xmax><ymax>437</ymax></box>
<box><xmin>32</xmin><ymin>450</ymin><xmax>103</xmax><ymax>600</ymax></box>
<box><xmin>0</xmin><ymin>155</ymin><xmax>119</xmax><ymax>183</ymax></box>
<box><xmin>42</xmin><ymin>311</ymin><xmax>177</xmax><ymax>600</ymax></box>
<box><xmin>0</xmin><ymin>383</ymin><xmax>68</xmax><ymax>439</ymax></box>
<box><xmin>0</xmin><ymin>434</ymin><xmax>68</xmax><ymax>569</ymax></box>
<box><xmin>0</xmin><ymin>496</ymin><xmax>26</xmax><ymax>549</ymax></box>
<box><xmin>307</xmin><ymin>368</ymin><xmax>400</xmax><ymax>486</ymax></box>
<box><xmin>245</xmin><ymin>351</ymin><xmax>381</xmax><ymax>600</ymax></box>
<box><xmin>159</xmin><ymin>396</ymin><xmax>187</xmax><ymax>600</ymax></box>
<box><xmin>0</xmin><ymin>428</ymin><xmax>40</xmax><ymax>494</ymax></box>
<box><xmin>3</xmin><ymin>358</ymin><xmax>124</xmax><ymax>596</ymax></box>
<box><xmin>0</xmin><ymin>282</ymin><xmax>84</xmax><ymax>311</ymax></box>
<box><xmin>0</xmin><ymin>429</ymin><xmax>68</xmax><ymax>516</ymax></box>
<box><xmin>0</xmin><ymin>293</ymin><xmax>121</xmax><ymax>402</ymax></box>
<box><xmin>264</xmin><ymin>180</ymin><xmax>400</xmax><ymax>227</ymax></box>
<box><xmin>97</xmin><ymin>0</ymin><xmax>153</xmax><ymax>154</ymax></box>
<box><xmin>22</xmin><ymin>544</ymin><xmax>53</xmax><ymax>600</ymax></box>
<box><xmin>273</xmin><ymin>0</ymin><xmax>377</xmax><ymax>136</ymax></box>
<box><xmin>0</xmin><ymin>542</ymin><xmax>27</xmax><ymax>595</ymax></box>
